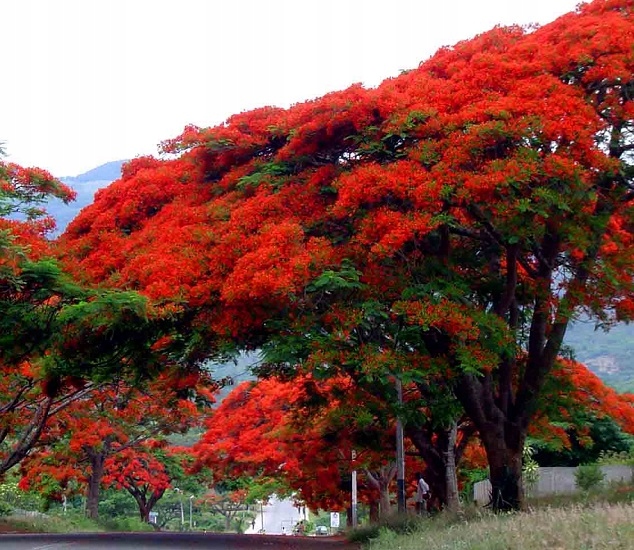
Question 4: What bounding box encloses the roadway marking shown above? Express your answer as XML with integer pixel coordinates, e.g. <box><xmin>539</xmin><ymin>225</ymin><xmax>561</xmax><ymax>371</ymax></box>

<box><xmin>31</xmin><ymin>543</ymin><xmax>76</xmax><ymax>550</ymax></box>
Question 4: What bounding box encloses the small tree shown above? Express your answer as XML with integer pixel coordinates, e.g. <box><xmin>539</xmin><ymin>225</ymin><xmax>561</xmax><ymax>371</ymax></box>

<box><xmin>575</xmin><ymin>464</ymin><xmax>605</xmax><ymax>492</ymax></box>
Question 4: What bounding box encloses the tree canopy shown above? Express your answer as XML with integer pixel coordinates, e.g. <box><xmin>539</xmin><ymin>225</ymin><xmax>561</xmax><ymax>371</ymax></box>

<box><xmin>59</xmin><ymin>0</ymin><xmax>634</xmax><ymax>510</ymax></box>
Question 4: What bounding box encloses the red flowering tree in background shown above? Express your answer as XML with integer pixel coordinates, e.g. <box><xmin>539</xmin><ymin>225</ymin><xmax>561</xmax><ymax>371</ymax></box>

<box><xmin>195</xmin><ymin>376</ymin><xmax>426</xmax><ymax>518</ymax></box>
<box><xmin>0</xmin><ymin>152</ymin><xmax>171</xmax><ymax>476</ymax></box>
<box><xmin>59</xmin><ymin>0</ymin><xmax>634</xmax><ymax>510</ymax></box>
<box><xmin>528</xmin><ymin>359</ymin><xmax>634</xmax><ymax>463</ymax></box>
<box><xmin>103</xmin><ymin>446</ymin><xmax>173</xmax><ymax>523</ymax></box>
<box><xmin>20</xmin><ymin>370</ymin><xmax>214</xmax><ymax>519</ymax></box>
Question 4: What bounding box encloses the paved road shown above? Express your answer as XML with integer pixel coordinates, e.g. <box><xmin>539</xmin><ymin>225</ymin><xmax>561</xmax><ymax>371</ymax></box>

<box><xmin>0</xmin><ymin>532</ymin><xmax>356</xmax><ymax>549</ymax></box>
<box><xmin>245</xmin><ymin>496</ymin><xmax>308</xmax><ymax>535</ymax></box>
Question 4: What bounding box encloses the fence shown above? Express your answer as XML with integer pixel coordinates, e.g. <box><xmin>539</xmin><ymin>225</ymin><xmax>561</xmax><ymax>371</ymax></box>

<box><xmin>473</xmin><ymin>465</ymin><xmax>633</xmax><ymax>505</ymax></box>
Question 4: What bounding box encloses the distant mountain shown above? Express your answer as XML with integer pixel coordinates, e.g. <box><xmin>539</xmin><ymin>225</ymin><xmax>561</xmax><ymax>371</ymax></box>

<box><xmin>47</xmin><ymin>160</ymin><xmax>128</xmax><ymax>236</ymax></box>
<box><xmin>61</xmin><ymin>160</ymin><xmax>128</xmax><ymax>184</ymax></box>
<box><xmin>564</xmin><ymin>322</ymin><xmax>634</xmax><ymax>393</ymax></box>
<box><xmin>210</xmin><ymin>352</ymin><xmax>258</xmax><ymax>403</ymax></box>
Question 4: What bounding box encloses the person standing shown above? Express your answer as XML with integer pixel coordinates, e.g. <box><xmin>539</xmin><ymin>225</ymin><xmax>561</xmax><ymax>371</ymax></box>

<box><xmin>415</xmin><ymin>472</ymin><xmax>430</xmax><ymax>515</ymax></box>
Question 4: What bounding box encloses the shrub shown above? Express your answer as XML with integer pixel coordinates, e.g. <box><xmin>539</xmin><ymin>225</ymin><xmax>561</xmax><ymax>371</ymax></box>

<box><xmin>347</xmin><ymin>513</ymin><xmax>422</xmax><ymax>543</ymax></box>
<box><xmin>0</xmin><ymin>501</ymin><xmax>12</xmax><ymax>517</ymax></box>
<box><xmin>575</xmin><ymin>463</ymin><xmax>605</xmax><ymax>492</ymax></box>
<box><xmin>99</xmin><ymin>516</ymin><xmax>154</xmax><ymax>532</ymax></box>
<box><xmin>597</xmin><ymin>447</ymin><xmax>634</xmax><ymax>467</ymax></box>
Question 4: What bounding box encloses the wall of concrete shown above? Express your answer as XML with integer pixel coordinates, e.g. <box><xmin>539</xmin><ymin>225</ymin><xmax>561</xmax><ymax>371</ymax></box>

<box><xmin>473</xmin><ymin>465</ymin><xmax>633</xmax><ymax>505</ymax></box>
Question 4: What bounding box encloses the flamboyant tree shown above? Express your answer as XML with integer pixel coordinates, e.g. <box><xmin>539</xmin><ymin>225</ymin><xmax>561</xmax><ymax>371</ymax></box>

<box><xmin>529</xmin><ymin>359</ymin><xmax>634</xmax><ymax>459</ymax></box>
<box><xmin>0</xmin><ymin>154</ymin><xmax>173</xmax><ymax>475</ymax></box>
<box><xmin>194</xmin><ymin>375</ymin><xmax>426</xmax><ymax>517</ymax></box>
<box><xmin>103</xmin><ymin>446</ymin><xmax>173</xmax><ymax>523</ymax></box>
<box><xmin>20</xmin><ymin>370</ymin><xmax>214</xmax><ymax>519</ymax></box>
<box><xmin>59</xmin><ymin>0</ymin><xmax>634</xmax><ymax>510</ymax></box>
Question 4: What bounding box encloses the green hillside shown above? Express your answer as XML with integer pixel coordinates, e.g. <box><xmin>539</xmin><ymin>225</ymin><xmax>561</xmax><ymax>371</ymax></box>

<box><xmin>565</xmin><ymin>321</ymin><xmax>634</xmax><ymax>393</ymax></box>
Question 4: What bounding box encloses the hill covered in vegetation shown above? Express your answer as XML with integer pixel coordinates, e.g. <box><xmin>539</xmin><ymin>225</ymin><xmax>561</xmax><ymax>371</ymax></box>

<box><xmin>565</xmin><ymin>322</ymin><xmax>634</xmax><ymax>393</ymax></box>
<box><xmin>46</xmin><ymin>160</ymin><xmax>127</xmax><ymax>236</ymax></box>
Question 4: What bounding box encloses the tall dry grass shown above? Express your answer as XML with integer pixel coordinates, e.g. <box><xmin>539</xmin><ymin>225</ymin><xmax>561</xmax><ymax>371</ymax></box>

<box><xmin>366</xmin><ymin>503</ymin><xmax>634</xmax><ymax>550</ymax></box>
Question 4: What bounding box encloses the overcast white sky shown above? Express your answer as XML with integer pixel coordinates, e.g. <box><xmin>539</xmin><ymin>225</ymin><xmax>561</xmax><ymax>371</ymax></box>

<box><xmin>2</xmin><ymin>0</ymin><xmax>580</xmax><ymax>177</ymax></box>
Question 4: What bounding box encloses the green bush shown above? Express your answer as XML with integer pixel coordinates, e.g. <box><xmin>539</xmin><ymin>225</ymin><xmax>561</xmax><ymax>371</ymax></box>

<box><xmin>597</xmin><ymin>447</ymin><xmax>634</xmax><ymax>467</ymax></box>
<box><xmin>460</xmin><ymin>468</ymin><xmax>488</xmax><ymax>502</ymax></box>
<box><xmin>347</xmin><ymin>513</ymin><xmax>422</xmax><ymax>543</ymax></box>
<box><xmin>575</xmin><ymin>463</ymin><xmax>606</xmax><ymax>492</ymax></box>
<box><xmin>99</xmin><ymin>516</ymin><xmax>154</xmax><ymax>532</ymax></box>
<box><xmin>0</xmin><ymin>501</ymin><xmax>13</xmax><ymax>517</ymax></box>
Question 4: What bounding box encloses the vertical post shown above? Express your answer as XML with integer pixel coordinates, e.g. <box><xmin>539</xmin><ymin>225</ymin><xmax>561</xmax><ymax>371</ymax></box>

<box><xmin>395</xmin><ymin>377</ymin><xmax>406</xmax><ymax>513</ymax></box>
<box><xmin>175</xmin><ymin>488</ymin><xmax>185</xmax><ymax>530</ymax></box>
<box><xmin>189</xmin><ymin>495</ymin><xmax>194</xmax><ymax>530</ymax></box>
<box><xmin>351</xmin><ymin>449</ymin><xmax>358</xmax><ymax>527</ymax></box>
<box><xmin>260</xmin><ymin>500</ymin><xmax>264</xmax><ymax>533</ymax></box>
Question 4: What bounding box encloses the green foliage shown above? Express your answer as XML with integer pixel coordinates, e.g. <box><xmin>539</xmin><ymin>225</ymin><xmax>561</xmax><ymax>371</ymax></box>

<box><xmin>0</xmin><ymin>478</ymin><xmax>42</xmax><ymax>512</ymax></box>
<box><xmin>305</xmin><ymin>261</ymin><xmax>363</xmax><ymax>293</ymax></box>
<box><xmin>460</xmin><ymin>468</ymin><xmax>489</xmax><ymax>503</ymax></box>
<box><xmin>99</xmin><ymin>516</ymin><xmax>154</xmax><ymax>532</ymax></box>
<box><xmin>523</xmin><ymin>445</ymin><xmax>540</xmax><ymax>492</ymax></box>
<box><xmin>0</xmin><ymin>510</ymin><xmax>104</xmax><ymax>533</ymax></box>
<box><xmin>0</xmin><ymin>501</ymin><xmax>12</xmax><ymax>517</ymax></box>
<box><xmin>533</xmin><ymin>415</ymin><xmax>634</xmax><ymax>467</ymax></box>
<box><xmin>575</xmin><ymin>463</ymin><xmax>606</xmax><ymax>492</ymax></box>
<box><xmin>99</xmin><ymin>489</ymin><xmax>138</xmax><ymax>519</ymax></box>
<box><xmin>347</xmin><ymin>513</ymin><xmax>423</xmax><ymax>544</ymax></box>
<box><xmin>597</xmin><ymin>447</ymin><xmax>634</xmax><ymax>467</ymax></box>
<box><xmin>0</xmin><ymin>246</ymin><xmax>163</xmax><ymax>384</ymax></box>
<box><xmin>237</xmin><ymin>162</ymin><xmax>295</xmax><ymax>190</ymax></box>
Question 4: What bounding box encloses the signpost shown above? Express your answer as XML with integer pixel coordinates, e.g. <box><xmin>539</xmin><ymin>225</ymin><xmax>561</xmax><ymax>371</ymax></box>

<box><xmin>330</xmin><ymin>511</ymin><xmax>340</xmax><ymax>529</ymax></box>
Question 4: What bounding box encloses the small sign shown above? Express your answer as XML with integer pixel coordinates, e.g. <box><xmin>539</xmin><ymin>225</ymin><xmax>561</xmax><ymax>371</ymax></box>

<box><xmin>149</xmin><ymin>511</ymin><xmax>158</xmax><ymax>523</ymax></box>
<box><xmin>330</xmin><ymin>512</ymin><xmax>340</xmax><ymax>528</ymax></box>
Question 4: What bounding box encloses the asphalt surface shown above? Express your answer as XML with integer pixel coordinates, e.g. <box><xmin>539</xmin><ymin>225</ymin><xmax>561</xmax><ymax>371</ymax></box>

<box><xmin>245</xmin><ymin>495</ymin><xmax>309</xmax><ymax>535</ymax></box>
<box><xmin>0</xmin><ymin>532</ymin><xmax>356</xmax><ymax>549</ymax></box>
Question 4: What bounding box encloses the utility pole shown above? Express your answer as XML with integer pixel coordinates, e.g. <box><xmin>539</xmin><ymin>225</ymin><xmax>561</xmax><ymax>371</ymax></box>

<box><xmin>396</xmin><ymin>377</ymin><xmax>406</xmax><ymax>513</ymax></box>
<box><xmin>189</xmin><ymin>495</ymin><xmax>194</xmax><ymax>530</ymax></box>
<box><xmin>351</xmin><ymin>449</ymin><xmax>358</xmax><ymax>527</ymax></box>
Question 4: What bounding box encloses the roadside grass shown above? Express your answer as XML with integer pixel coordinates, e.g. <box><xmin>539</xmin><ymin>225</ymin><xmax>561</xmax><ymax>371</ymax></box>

<box><xmin>525</xmin><ymin>481</ymin><xmax>634</xmax><ymax>509</ymax></box>
<box><xmin>0</xmin><ymin>511</ymin><xmax>154</xmax><ymax>533</ymax></box>
<box><xmin>362</xmin><ymin>503</ymin><xmax>634</xmax><ymax>550</ymax></box>
<box><xmin>0</xmin><ymin>513</ymin><xmax>103</xmax><ymax>533</ymax></box>
<box><xmin>352</xmin><ymin>484</ymin><xmax>634</xmax><ymax>549</ymax></box>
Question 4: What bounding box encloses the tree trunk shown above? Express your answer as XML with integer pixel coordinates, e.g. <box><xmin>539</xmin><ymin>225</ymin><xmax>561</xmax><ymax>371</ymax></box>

<box><xmin>443</xmin><ymin>422</ymin><xmax>460</xmax><ymax>512</ymax></box>
<box><xmin>85</xmin><ymin>450</ymin><xmax>106</xmax><ymax>519</ymax></box>
<box><xmin>483</xmin><ymin>433</ymin><xmax>525</xmax><ymax>511</ymax></box>
<box><xmin>138</xmin><ymin>502</ymin><xmax>150</xmax><ymax>523</ymax></box>
<box><xmin>364</xmin><ymin>464</ymin><xmax>396</xmax><ymax>519</ymax></box>
<box><xmin>407</xmin><ymin>422</ymin><xmax>469</xmax><ymax>511</ymax></box>
<box><xmin>128</xmin><ymin>487</ymin><xmax>165</xmax><ymax>523</ymax></box>
<box><xmin>455</xmin><ymin>373</ymin><xmax>528</xmax><ymax>512</ymax></box>
<box><xmin>379</xmin><ymin>479</ymin><xmax>391</xmax><ymax>517</ymax></box>
<box><xmin>369</xmin><ymin>500</ymin><xmax>379</xmax><ymax>523</ymax></box>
